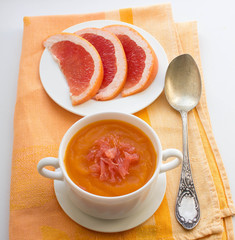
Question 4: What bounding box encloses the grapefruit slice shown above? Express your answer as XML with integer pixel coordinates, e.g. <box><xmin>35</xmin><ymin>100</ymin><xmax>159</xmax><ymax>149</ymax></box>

<box><xmin>43</xmin><ymin>33</ymin><xmax>103</xmax><ymax>105</ymax></box>
<box><xmin>75</xmin><ymin>28</ymin><xmax>127</xmax><ymax>100</ymax></box>
<box><xmin>103</xmin><ymin>25</ymin><xmax>158</xmax><ymax>97</ymax></box>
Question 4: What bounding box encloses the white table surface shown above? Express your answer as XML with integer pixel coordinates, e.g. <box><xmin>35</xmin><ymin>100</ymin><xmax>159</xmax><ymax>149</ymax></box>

<box><xmin>1</xmin><ymin>0</ymin><xmax>235</xmax><ymax>238</ymax></box>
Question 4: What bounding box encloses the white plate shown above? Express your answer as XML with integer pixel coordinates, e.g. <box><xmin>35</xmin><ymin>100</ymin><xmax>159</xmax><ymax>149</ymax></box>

<box><xmin>54</xmin><ymin>173</ymin><xmax>166</xmax><ymax>233</ymax></box>
<box><xmin>40</xmin><ymin>20</ymin><xmax>168</xmax><ymax>116</ymax></box>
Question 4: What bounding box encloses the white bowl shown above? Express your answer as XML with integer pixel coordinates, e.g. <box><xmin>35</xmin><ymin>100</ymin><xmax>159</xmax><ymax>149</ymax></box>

<box><xmin>37</xmin><ymin>112</ymin><xmax>182</xmax><ymax>219</ymax></box>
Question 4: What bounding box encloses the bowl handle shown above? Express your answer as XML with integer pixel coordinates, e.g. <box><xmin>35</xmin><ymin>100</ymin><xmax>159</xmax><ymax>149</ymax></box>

<box><xmin>37</xmin><ymin>157</ymin><xmax>64</xmax><ymax>180</ymax></box>
<box><xmin>160</xmin><ymin>149</ymin><xmax>183</xmax><ymax>173</ymax></box>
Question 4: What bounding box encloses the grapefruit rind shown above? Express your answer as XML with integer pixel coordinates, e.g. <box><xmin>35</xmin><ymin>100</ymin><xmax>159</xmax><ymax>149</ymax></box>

<box><xmin>43</xmin><ymin>33</ymin><xmax>103</xmax><ymax>105</ymax></box>
<box><xmin>75</xmin><ymin>28</ymin><xmax>127</xmax><ymax>101</ymax></box>
<box><xmin>103</xmin><ymin>25</ymin><xmax>158</xmax><ymax>97</ymax></box>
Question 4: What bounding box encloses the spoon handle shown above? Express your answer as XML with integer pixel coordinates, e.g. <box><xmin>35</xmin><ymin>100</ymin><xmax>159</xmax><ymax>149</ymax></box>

<box><xmin>175</xmin><ymin>111</ymin><xmax>200</xmax><ymax>230</ymax></box>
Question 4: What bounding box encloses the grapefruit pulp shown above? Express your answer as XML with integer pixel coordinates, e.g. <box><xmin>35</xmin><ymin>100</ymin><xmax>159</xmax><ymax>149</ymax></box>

<box><xmin>75</xmin><ymin>28</ymin><xmax>127</xmax><ymax>100</ymax></box>
<box><xmin>103</xmin><ymin>25</ymin><xmax>158</xmax><ymax>97</ymax></box>
<box><xmin>43</xmin><ymin>33</ymin><xmax>103</xmax><ymax>105</ymax></box>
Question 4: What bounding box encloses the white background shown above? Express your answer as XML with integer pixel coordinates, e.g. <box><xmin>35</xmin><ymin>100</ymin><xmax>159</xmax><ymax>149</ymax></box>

<box><xmin>1</xmin><ymin>0</ymin><xmax>235</xmax><ymax>238</ymax></box>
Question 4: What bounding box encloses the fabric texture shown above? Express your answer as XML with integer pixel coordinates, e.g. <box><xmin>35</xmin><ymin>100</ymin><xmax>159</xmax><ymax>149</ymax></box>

<box><xmin>10</xmin><ymin>3</ymin><xmax>235</xmax><ymax>239</ymax></box>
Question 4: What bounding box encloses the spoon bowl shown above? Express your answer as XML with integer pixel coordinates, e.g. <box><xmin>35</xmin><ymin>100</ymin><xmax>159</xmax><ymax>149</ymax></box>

<box><xmin>165</xmin><ymin>54</ymin><xmax>201</xmax><ymax>230</ymax></box>
<box><xmin>165</xmin><ymin>54</ymin><xmax>201</xmax><ymax>112</ymax></box>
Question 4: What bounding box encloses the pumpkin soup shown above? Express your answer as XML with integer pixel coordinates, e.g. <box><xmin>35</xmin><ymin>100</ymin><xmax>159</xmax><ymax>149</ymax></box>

<box><xmin>64</xmin><ymin>120</ymin><xmax>157</xmax><ymax>197</ymax></box>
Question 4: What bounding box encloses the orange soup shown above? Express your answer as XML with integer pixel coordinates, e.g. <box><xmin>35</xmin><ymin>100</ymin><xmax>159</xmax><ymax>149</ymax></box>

<box><xmin>64</xmin><ymin>120</ymin><xmax>157</xmax><ymax>197</ymax></box>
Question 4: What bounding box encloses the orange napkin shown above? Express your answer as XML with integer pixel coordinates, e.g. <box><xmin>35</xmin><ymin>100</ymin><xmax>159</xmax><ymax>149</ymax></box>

<box><xmin>10</xmin><ymin>3</ymin><xmax>235</xmax><ymax>239</ymax></box>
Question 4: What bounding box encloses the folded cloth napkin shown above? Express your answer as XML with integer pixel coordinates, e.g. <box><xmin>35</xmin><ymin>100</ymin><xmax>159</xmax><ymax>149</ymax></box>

<box><xmin>10</xmin><ymin>3</ymin><xmax>235</xmax><ymax>240</ymax></box>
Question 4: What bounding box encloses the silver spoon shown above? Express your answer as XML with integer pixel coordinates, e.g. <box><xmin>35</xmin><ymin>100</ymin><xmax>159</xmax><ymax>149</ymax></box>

<box><xmin>165</xmin><ymin>54</ymin><xmax>201</xmax><ymax>230</ymax></box>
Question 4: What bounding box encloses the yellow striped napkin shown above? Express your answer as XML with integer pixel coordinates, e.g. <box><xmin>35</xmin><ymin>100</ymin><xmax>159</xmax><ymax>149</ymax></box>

<box><xmin>10</xmin><ymin>3</ymin><xmax>235</xmax><ymax>239</ymax></box>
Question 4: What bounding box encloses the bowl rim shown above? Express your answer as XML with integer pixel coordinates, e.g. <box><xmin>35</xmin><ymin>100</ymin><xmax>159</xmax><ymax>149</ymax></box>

<box><xmin>58</xmin><ymin>111</ymin><xmax>163</xmax><ymax>200</ymax></box>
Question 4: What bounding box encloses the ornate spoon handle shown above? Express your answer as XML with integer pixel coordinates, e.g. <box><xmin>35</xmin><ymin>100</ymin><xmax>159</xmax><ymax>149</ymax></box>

<box><xmin>175</xmin><ymin>111</ymin><xmax>200</xmax><ymax>230</ymax></box>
